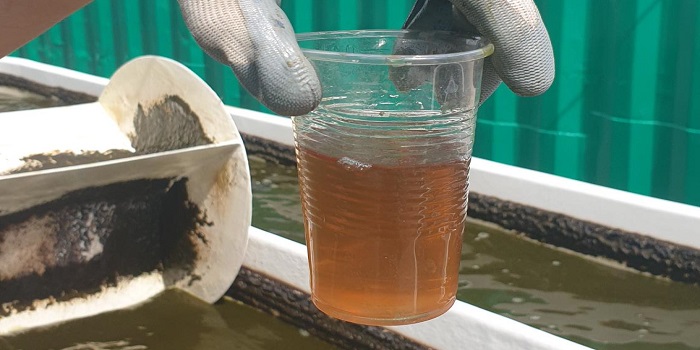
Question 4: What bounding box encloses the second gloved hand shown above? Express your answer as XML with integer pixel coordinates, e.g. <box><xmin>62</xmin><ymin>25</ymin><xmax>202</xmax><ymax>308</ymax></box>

<box><xmin>404</xmin><ymin>0</ymin><xmax>555</xmax><ymax>104</ymax></box>
<box><xmin>177</xmin><ymin>0</ymin><xmax>321</xmax><ymax>116</ymax></box>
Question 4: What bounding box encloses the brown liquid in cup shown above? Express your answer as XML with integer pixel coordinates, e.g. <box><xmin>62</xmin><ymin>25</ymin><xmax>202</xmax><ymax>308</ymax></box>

<box><xmin>297</xmin><ymin>147</ymin><xmax>469</xmax><ymax>325</ymax></box>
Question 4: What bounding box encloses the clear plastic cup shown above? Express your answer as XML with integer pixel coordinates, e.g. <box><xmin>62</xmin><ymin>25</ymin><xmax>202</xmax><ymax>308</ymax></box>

<box><xmin>294</xmin><ymin>30</ymin><xmax>493</xmax><ymax>326</ymax></box>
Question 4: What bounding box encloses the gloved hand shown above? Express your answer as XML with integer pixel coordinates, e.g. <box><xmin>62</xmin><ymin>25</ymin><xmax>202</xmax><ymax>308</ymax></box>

<box><xmin>177</xmin><ymin>0</ymin><xmax>322</xmax><ymax>116</ymax></box>
<box><xmin>403</xmin><ymin>0</ymin><xmax>555</xmax><ymax>104</ymax></box>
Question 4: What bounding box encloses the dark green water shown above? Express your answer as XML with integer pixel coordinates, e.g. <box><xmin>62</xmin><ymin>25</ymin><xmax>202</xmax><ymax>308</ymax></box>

<box><xmin>250</xmin><ymin>155</ymin><xmax>700</xmax><ymax>350</ymax></box>
<box><xmin>0</xmin><ymin>87</ymin><xmax>64</xmax><ymax>112</ymax></box>
<box><xmin>1</xmin><ymin>290</ymin><xmax>335</xmax><ymax>350</ymax></box>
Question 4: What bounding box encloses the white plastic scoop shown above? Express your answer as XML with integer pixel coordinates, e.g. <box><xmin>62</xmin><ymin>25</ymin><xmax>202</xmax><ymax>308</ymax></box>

<box><xmin>0</xmin><ymin>56</ymin><xmax>252</xmax><ymax>334</ymax></box>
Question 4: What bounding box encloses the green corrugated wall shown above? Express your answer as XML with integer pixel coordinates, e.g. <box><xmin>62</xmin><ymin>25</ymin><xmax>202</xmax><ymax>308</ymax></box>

<box><xmin>10</xmin><ymin>0</ymin><xmax>700</xmax><ymax>207</ymax></box>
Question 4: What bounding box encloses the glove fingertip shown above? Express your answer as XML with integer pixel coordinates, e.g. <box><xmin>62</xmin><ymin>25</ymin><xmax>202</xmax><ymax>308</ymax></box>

<box><xmin>263</xmin><ymin>81</ymin><xmax>322</xmax><ymax>116</ymax></box>
<box><xmin>248</xmin><ymin>61</ymin><xmax>322</xmax><ymax>116</ymax></box>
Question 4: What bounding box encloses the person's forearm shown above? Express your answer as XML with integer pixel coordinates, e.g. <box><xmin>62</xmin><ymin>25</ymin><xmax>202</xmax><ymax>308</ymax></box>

<box><xmin>0</xmin><ymin>0</ymin><xmax>93</xmax><ymax>57</ymax></box>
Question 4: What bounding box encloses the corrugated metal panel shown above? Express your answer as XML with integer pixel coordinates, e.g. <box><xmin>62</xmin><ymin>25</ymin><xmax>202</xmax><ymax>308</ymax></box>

<box><xmin>9</xmin><ymin>0</ymin><xmax>700</xmax><ymax>207</ymax></box>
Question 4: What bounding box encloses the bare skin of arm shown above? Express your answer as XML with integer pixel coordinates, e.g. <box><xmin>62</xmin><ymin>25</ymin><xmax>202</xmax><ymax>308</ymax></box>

<box><xmin>0</xmin><ymin>0</ymin><xmax>93</xmax><ymax>57</ymax></box>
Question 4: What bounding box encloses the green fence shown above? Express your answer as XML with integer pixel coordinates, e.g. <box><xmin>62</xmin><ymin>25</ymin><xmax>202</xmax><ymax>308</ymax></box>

<box><xmin>10</xmin><ymin>0</ymin><xmax>700</xmax><ymax>207</ymax></box>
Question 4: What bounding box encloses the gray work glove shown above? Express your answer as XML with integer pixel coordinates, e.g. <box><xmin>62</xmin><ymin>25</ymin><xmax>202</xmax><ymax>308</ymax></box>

<box><xmin>177</xmin><ymin>0</ymin><xmax>322</xmax><ymax>116</ymax></box>
<box><xmin>404</xmin><ymin>0</ymin><xmax>555</xmax><ymax>104</ymax></box>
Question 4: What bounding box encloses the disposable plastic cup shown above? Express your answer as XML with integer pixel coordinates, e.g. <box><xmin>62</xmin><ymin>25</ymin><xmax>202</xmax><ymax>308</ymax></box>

<box><xmin>294</xmin><ymin>30</ymin><xmax>493</xmax><ymax>326</ymax></box>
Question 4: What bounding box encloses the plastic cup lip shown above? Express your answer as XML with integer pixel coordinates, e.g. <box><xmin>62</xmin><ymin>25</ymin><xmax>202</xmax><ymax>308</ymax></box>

<box><xmin>296</xmin><ymin>30</ymin><xmax>494</xmax><ymax>66</ymax></box>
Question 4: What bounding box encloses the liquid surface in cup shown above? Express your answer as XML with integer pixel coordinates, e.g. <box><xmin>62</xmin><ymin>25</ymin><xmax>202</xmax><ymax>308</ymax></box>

<box><xmin>296</xmin><ymin>147</ymin><xmax>469</xmax><ymax>325</ymax></box>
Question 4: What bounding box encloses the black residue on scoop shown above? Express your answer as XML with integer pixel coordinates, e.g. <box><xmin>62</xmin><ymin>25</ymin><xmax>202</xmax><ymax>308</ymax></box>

<box><xmin>0</xmin><ymin>178</ymin><xmax>207</xmax><ymax>316</ymax></box>
<box><xmin>6</xmin><ymin>150</ymin><xmax>135</xmax><ymax>175</ymax></box>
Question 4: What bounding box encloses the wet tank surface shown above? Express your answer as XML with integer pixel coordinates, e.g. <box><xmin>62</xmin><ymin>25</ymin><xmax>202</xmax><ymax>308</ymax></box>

<box><xmin>0</xmin><ymin>86</ymin><xmax>64</xmax><ymax>112</ymax></box>
<box><xmin>249</xmin><ymin>154</ymin><xmax>700</xmax><ymax>350</ymax></box>
<box><xmin>1</xmin><ymin>289</ymin><xmax>336</xmax><ymax>350</ymax></box>
<box><xmin>0</xmin><ymin>74</ymin><xmax>95</xmax><ymax>113</ymax></box>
